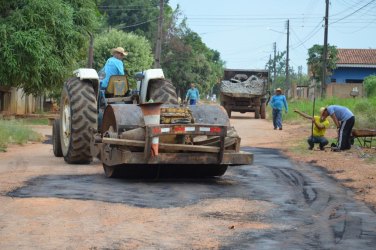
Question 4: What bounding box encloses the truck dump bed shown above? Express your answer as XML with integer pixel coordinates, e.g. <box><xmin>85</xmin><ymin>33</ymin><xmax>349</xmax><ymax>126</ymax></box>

<box><xmin>220</xmin><ymin>69</ymin><xmax>269</xmax><ymax>118</ymax></box>
<box><xmin>221</xmin><ymin>69</ymin><xmax>269</xmax><ymax>97</ymax></box>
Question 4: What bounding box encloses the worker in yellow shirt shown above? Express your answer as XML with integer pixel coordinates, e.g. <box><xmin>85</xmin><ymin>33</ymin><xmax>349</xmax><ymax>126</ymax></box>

<box><xmin>294</xmin><ymin>107</ymin><xmax>330</xmax><ymax>150</ymax></box>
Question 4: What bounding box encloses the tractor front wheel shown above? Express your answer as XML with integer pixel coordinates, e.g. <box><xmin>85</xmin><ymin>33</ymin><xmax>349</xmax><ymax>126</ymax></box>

<box><xmin>60</xmin><ymin>78</ymin><xmax>97</xmax><ymax>164</ymax></box>
<box><xmin>148</xmin><ymin>79</ymin><xmax>178</xmax><ymax>104</ymax></box>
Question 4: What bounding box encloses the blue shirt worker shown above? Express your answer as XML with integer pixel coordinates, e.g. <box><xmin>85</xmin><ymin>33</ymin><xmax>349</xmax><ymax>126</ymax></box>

<box><xmin>185</xmin><ymin>83</ymin><xmax>200</xmax><ymax>105</ymax></box>
<box><xmin>100</xmin><ymin>47</ymin><xmax>128</xmax><ymax>90</ymax></box>
<box><xmin>321</xmin><ymin>105</ymin><xmax>355</xmax><ymax>151</ymax></box>
<box><xmin>270</xmin><ymin>88</ymin><xmax>288</xmax><ymax>130</ymax></box>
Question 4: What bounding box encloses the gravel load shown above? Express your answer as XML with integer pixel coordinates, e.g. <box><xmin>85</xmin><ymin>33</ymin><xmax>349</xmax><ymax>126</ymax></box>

<box><xmin>220</xmin><ymin>75</ymin><xmax>266</xmax><ymax>96</ymax></box>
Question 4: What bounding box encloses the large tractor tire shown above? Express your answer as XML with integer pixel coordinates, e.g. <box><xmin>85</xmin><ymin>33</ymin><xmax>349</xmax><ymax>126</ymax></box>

<box><xmin>52</xmin><ymin>119</ymin><xmax>63</xmax><ymax>157</ymax></box>
<box><xmin>148</xmin><ymin>79</ymin><xmax>178</xmax><ymax>104</ymax></box>
<box><xmin>60</xmin><ymin>78</ymin><xmax>97</xmax><ymax>164</ymax></box>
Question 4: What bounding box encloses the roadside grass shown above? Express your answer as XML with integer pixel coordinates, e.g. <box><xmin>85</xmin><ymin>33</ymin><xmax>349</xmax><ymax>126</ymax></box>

<box><xmin>21</xmin><ymin>118</ymin><xmax>49</xmax><ymax>125</ymax></box>
<box><xmin>290</xmin><ymin>138</ymin><xmax>312</xmax><ymax>155</ymax></box>
<box><xmin>0</xmin><ymin>119</ymin><xmax>43</xmax><ymax>152</ymax></box>
<box><xmin>268</xmin><ymin>97</ymin><xmax>376</xmax><ymax>129</ymax></box>
<box><xmin>268</xmin><ymin>97</ymin><xmax>375</xmax><ymax>161</ymax></box>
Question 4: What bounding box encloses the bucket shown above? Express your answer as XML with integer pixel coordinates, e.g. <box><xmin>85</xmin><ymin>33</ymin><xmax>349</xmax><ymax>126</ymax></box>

<box><xmin>139</xmin><ymin>102</ymin><xmax>163</xmax><ymax>156</ymax></box>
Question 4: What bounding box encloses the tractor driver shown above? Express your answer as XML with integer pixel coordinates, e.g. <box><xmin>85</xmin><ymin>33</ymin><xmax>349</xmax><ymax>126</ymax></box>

<box><xmin>100</xmin><ymin>47</ymin><xmax>128</xmax><ymax>90</ymax></box>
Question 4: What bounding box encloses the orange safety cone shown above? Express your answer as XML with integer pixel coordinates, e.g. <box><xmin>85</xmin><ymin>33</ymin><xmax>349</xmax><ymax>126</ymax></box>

<box><xmin>139</xmin><ymin>102</ymin><xmax>163</xmax><ymax>157</ymax></box>
<box><xmin>151</xmin><ymin>137</ymin><xmax>159</xmax><ymax>157</ymax></box>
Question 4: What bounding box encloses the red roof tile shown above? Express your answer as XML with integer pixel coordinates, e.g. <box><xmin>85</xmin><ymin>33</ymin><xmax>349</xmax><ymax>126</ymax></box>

<box><xmin>337</xmin><ymin>49</ymin><xmax>376</xmax><ymax>65</ymax></box>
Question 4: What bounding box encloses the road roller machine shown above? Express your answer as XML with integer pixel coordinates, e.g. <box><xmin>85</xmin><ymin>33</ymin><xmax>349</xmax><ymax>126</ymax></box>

<box><xmin>52</xmin><ymin>68</ymin><xmax>253</xmax><ymax>177</ymax></box>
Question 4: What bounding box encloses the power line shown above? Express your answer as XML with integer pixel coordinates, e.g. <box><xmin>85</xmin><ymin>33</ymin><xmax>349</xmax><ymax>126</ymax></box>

<box><xmin>290</xmin><ymin>27</ymin><xmax>308</xmax><ymax>50</ymax></box>
<box><xmin>331</xmin><ymin>0</ymin><xmax>376</xmax><ymax>24</ymax></box>
<box><xmin>290</xmin><ymin>20</ymin><xmax>323</xmax><ymax>49</ymax></box>
<box><xmin>115</xmin><ymin>18</ymin><xmax>159</xmax><ymax>29</ymax></box>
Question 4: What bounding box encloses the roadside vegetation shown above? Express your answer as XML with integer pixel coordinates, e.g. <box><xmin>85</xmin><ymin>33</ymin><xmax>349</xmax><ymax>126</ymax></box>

<box><xmin>274</xmin><ymin>97</ymin><xmax>376</xmax><ymax>129</ymax></box>
<box><xmin>270</xmin><ymin>97</ymin><xmax>376</xmax><ymax>158</ymax></box>
<box><xmin>0</xmin><ymin>119</ymin><xmax>44</xmax><ymax>152</ymax></box>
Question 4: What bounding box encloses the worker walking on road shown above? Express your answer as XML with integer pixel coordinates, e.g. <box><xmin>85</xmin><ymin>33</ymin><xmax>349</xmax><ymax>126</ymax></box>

<box><xmin>294</xmin><ymin>107</ymin><xmax>330</xmax><ymax>150</ymax></box>
<box><xmin>185</xmin><ymin>83</ymin><xmax>200</xmax><ymax>105</ymax></box>
<box><xmin>270</xmin><ymin>88</ymin><xmax>288</xmax><ymax>130</ymax></box>
<box><xmin>321</xmin><ymin>105</ymin><xmax>355</xmax><ymax>151</ymax></box>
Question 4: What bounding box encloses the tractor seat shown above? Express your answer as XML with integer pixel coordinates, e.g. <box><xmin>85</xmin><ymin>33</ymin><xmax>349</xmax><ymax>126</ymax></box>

<box><xmin>106</xmin><ymin>75</ymin><xmax>129</xmax><ymax>97</ymax></box>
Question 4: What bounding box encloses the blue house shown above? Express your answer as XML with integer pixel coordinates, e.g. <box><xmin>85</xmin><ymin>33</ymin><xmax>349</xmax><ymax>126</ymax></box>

<box><xmin>331</xmin><ymin>49</ymin><xmax>376</xmax><ymax>83</ymax></box>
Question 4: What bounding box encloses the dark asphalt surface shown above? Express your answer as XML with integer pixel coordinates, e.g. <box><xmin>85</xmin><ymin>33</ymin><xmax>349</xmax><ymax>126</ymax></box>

<box><xmin>8</xmin><ymin>147</ymin><xmax>376</xmax><ymax>249</ymax></box>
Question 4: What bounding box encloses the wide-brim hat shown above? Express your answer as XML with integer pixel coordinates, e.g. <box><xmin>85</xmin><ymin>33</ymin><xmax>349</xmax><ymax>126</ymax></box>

<box><xmin>275</xmin><ymin>88</ymin><xmax>282</xmax><ymax>92</ymax></box>
<box><xmin>111</xmin><ymin>47</ymin><xmax>128</xmax><ymax>56</ymax></box>
<box><xmin>320</xmin><ymin>107</ymin><xmax>329</xmax><ymax>116</ymax></box>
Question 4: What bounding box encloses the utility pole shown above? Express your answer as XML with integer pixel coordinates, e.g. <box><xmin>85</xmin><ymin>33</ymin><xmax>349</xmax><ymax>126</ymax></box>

<box><xmin>154</xmin><ymin>0</ymin><xmax>164</xmax><ymax>68</ymax></box>
<box><xmin>321</xmin><ymin>0</ymin><xmax>329</xmax><ymax>98</ymax></box>
<box><xmin>87</xmin><ymin>32</ymin><xmax>94</xmax><ymax>68</ymax></box>
<box><xmin>268</xmin><ymin>54</ymin><xmax>272</xmax><ymax>89</ymax></box>
<box><xmin>273</xmin><ymin>42</ymin><xmax>277</xmax><ymax>89</ymax></box>
<box><xmin>285</xmin><ymin>19</ymin><xmax>290</xmax><ymax>97</ymax></box>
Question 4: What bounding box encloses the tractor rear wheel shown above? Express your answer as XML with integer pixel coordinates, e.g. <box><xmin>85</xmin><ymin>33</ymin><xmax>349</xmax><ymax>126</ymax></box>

<box><xmin>52</xmin><ymin>119</ymin><xmax>63</xmax><ymax>157</ymax></box>
<box><xmin>60</xmin><ymin>78</ymin><xmax>97</xmax><ymax>164</ymax></box>
<box><xmin>148</xmin><ymin>79</ymin><xmax>178</xmax><ymax>104</ymax></box>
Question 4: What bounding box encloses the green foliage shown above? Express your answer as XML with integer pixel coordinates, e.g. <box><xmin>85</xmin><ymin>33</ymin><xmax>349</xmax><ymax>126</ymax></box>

<box><xmin>86</xmin><ymin>1</ymin><xmax>226</xmax><ymax>98</ymax></box>
<box><xmin>265</xmin><ymin>52</ymin><xmax>310</xmax><ymax>91</ymax></box>
<box><xmin>93</xmin><ymin>29</ymin><xmax>154</xmax><ymax>87</ymax></box>
<box><xmin>162</xmin><ymin>16</ymin><xmax>224</xmax><ymax>98</ymax></box>
<box><xmin>22</xmin><ymin>118</ymin><xmax>49</xmax><ymax>126</ymax></box>
<box><xmin>352</xmin><ymin>97</ymin><xmax>376</xmax><ymax>129</ymax></box>
<box><xmin>0</xmin><ymin>119</ymin><xmax>43</xmax><ymax>151</ymax></box>
<box><xmin>0</xmin><ymin>0</ymin><xmax>225</xmax><ymax>99</ymax></box>
<box><xmin>0</xmin><ymin>0</ymin><xmax>100</xmax><ymax>96</ymax></box>
<box><xmin>307</xmin><ymin>44</ymin><xmax>338</xmax><ymax>82</ymax></box>
<box><xmin>98</xmin><ymin>0</ymin><xmax>163</xmax><ymax>42</ymax></box>
<box><xmin>363</xmin><ymin>75</ymin><xmax>376</xmax><ymax>97</ymax></box>
<box><xmin>265</xmin><ymin>51</ymin><xmax>287</xmax><ymax>77</ymax></box>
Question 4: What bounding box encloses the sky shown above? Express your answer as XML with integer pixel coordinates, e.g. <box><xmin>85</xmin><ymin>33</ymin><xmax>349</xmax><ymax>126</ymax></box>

<box><xmin>168</xmin><ymin>0</ymin><xmax>376</xmax><ymax>73</ymax></box>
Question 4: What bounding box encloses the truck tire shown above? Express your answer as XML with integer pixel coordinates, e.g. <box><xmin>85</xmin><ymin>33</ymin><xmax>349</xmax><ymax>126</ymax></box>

<box><xmin>60</xmin><ymin>78</ymin><xmax>97</xmax><ymax>164</ymax></box>
<box><xmin>260</xmin><ymin>102</ymin><xmax>266</xmax><ymax>119</ymax></box>
<box><xmin>225</xmin><ymin>107</ymin><xmax>232</xmax><ymax>118</ymax></box>
<box><xmin>148</xmin><ymin>79</ymin><xmax>178</xmax><ymax>104</ymax></box>
<box><xmin>254</xmin><ymin>106</ymin><xmax>260</xmax><ymax>119</ymax></box>
<box><xmin>52</xmin><ymin>119</ymin><xmax>63</xmax><ymax>157</ymax></box>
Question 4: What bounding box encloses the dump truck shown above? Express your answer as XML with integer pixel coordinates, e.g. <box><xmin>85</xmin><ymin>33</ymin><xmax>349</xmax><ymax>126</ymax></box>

<box><xmin>52</xmin><ymin>68</ymin><xmax>253</xmax><ymax>177</ymax></box>
<box><xmin>220</xmin><ymin>69</ymin><xmax>269</xmax><ymax>119</ymax></box>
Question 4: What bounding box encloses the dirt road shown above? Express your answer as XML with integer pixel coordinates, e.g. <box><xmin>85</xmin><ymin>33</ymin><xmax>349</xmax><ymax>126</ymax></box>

<box><xmin>0</xmin><ymin>118</ymin><xmax>376</xmax><ymax>249</ymax></box>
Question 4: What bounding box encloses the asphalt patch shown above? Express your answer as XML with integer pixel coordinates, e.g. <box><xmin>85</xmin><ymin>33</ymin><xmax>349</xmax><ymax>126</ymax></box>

<box><xmin>7</xmin><ymin>147</ymin><xmax>376</xmax><ymax>248</ymax></box>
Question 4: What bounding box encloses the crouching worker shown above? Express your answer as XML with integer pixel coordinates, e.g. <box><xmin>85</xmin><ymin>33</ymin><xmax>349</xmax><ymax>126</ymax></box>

<box><xmin>320</xmin><ymin>105</ymin><xmax>355</xmax><ymax>151</ymax></box>
<box><xmin>294</xmin><ymin>107</ymin><xmax>330</xmax><ymax>150</ymax></box>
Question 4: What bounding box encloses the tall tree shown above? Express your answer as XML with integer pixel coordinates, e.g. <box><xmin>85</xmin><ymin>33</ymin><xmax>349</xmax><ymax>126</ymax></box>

<box><xmin>307</xmin><ymin>44</ymin><xmax>338</xmax><ymax>84</ymax></box>
<box><xmin>265</xmin><ymin>51</ymin><xmax>292</xmax><ymax>90</ymax></box>
<box><xmin>0</xmin><ymin>0</ymin><xmax>100</xmax><ymax>96</ymax></box>
<box><xmin>162</xmin><ymin>13</ymin><xmax>224</xmax><ymax>98</ymax></box>
<box><xmin>98</xmin><ymin>0</ymin><xmax>168</xmax><ymax>42</ymax></box>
